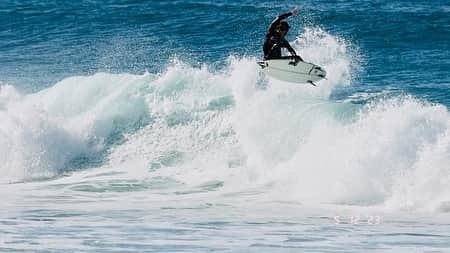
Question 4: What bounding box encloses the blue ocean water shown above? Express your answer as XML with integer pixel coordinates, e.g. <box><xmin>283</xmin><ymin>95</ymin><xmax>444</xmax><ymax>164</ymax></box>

<box><xmin>1</xmin><ymin>0</ymin><xmax>450</xmax><ymax>252</ymax></box>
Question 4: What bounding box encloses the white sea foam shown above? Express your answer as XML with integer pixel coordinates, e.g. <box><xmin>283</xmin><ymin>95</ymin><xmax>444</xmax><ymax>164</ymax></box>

<box><xmin>0</xmin><ymin>73</ymin><xmax>150</xmax><ymax>182</ymax></box>
<box><xmin>1</xmin><ymin>28</ymin><xmax>448</xmax><ymax>212</ymax></box>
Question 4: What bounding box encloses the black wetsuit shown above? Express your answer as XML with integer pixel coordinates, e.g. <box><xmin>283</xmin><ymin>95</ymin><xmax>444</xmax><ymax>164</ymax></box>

<box><xmin>263</xmin><ymin>12</ymin><xmax>301</xmax><ymax>60</ymax></box>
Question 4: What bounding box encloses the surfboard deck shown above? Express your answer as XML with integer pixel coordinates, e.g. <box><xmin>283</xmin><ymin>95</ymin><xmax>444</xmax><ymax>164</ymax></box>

<box><xmin>257</xmin><ymin>59</ymin><xmax>326</xmax><ymax>84</ymax></box>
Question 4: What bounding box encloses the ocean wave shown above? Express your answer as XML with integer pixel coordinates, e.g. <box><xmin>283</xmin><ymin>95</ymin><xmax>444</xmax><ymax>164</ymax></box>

<box><xmin>1</xmin><ymin>28</ymin><xmax>448</xmax><ymax>212</ymax></box>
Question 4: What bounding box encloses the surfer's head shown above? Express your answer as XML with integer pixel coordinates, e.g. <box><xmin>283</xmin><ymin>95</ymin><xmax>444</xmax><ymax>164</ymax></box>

<box><xmin>277</xmin><ymin>21</ymin><xmax>290</xmax><ymax>37</ymax></box>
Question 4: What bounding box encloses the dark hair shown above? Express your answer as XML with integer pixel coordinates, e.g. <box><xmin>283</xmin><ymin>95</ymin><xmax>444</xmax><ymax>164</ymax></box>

<box><xmin>278</xmin><ymin>21</ymin><xmax>290</xmax><ymax>31</ymax></box>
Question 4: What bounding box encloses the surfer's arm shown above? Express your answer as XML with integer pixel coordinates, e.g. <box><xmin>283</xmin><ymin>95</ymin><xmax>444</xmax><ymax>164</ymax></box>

<box><xmin>283</xmin><ymin>40</ymin><xmax>296</xmax><ymax>56</ymax></box>
<box><xmin>284</xmin><ymin>40</ymin><xmax>304</xmax><ymax>61</ymax></box>
<box><xmin>268</xmin><ymin>7</ymin><xmax>299</xmax><ymax>33</ymax></box>
<box><xmin>268</xmin><ymin>12</ymin><xmax>292</xmax><ymax>33</ymax></box>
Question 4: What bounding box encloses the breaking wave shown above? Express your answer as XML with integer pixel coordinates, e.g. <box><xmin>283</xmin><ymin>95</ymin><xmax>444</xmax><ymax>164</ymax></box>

<box><xmin>1</xmin><ymin>28</ymin><xmax>449</xmax><ymax>212</ymax></box>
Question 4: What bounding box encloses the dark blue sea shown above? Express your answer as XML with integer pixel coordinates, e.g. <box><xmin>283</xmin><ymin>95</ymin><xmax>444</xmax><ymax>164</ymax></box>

<box><xmin>1</xmin><ymin>1</ymin><xmax>450</xmax><ymax>252</ymax></box>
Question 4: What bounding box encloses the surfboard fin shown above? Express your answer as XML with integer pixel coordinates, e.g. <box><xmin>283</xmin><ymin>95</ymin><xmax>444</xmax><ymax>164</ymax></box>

<box><xmin>256</xmin><ymin>61</ymin><xmax>268</xmax><ymax>69</ymax></box>
<box><xmin>307</xmin><ymin>80</ymin><xmax>317</xmax><ymax>87</ymax></box>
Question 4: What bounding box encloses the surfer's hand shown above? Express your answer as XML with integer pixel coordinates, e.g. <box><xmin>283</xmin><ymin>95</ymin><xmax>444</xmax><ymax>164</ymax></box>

<box><xmin>291</xmin><ymin>7</ymin><xmax>299</xmax><ymax>16</ymax></box>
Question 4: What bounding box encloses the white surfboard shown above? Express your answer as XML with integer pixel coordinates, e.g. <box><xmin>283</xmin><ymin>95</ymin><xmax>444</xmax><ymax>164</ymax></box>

<box><xmin>257</xmin><ymin>59</ymin><xmax>326</xmax><ymax>85</ymax></box>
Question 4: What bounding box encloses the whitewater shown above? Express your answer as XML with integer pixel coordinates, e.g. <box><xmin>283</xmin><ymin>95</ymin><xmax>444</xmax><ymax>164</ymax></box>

<box><xmin>1</xmin><ymin>26</ymin><xmax>449</xmax><ymax>251</ymax></box>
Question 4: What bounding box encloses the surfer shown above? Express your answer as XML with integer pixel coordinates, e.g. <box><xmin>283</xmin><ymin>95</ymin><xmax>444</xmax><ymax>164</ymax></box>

<box><xmin>263</xmin><ymin>7</ymin><xmax>303</xmax><ymax>63</ymax></box>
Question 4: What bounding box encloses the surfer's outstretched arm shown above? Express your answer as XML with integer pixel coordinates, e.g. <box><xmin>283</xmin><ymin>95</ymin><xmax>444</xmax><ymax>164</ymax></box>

<box><xmin>267</xmin><ymin>7</ymin><xmax>299</xmax><ymax>34</ymax></box>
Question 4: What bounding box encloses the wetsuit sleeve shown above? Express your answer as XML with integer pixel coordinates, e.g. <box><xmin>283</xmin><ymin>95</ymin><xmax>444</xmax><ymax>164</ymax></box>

<box><xmin>267</xmin><ymin>12</ymin><xmax>293</xmax><ymax>34</ymax></box>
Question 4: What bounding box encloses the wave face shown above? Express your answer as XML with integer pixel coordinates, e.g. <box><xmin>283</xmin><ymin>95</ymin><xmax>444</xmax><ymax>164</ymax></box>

<box><xmin>1</xmin><ymin>28</ymin><xmax>449</xmax><ymax>213</ymax></box>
